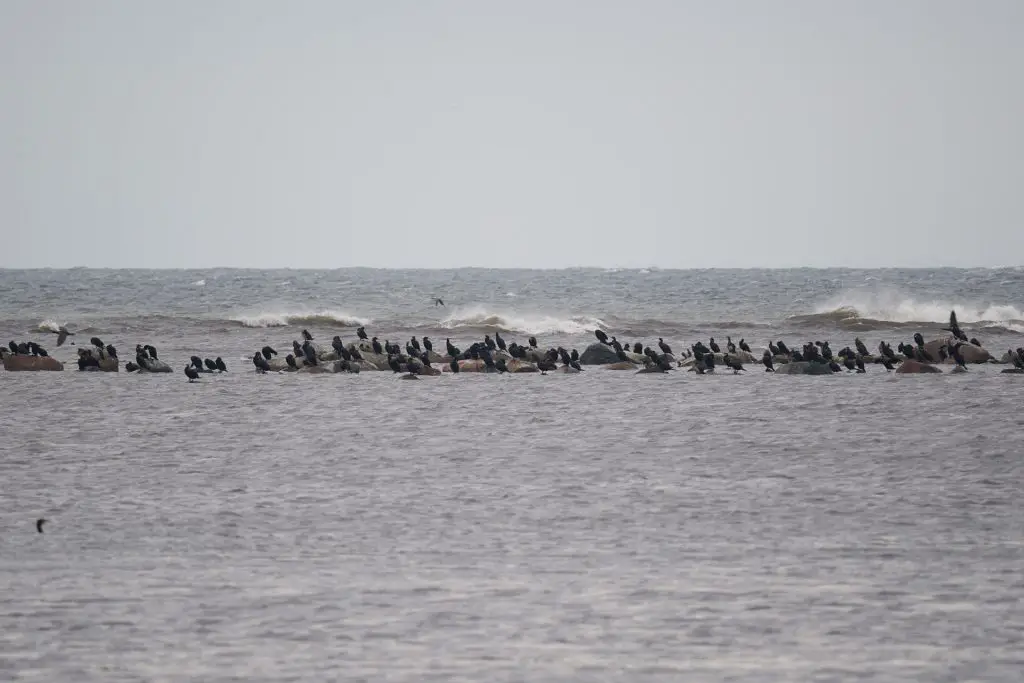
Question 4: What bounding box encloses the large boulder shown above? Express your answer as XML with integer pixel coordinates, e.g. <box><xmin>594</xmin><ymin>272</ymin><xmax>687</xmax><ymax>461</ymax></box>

<box><xmin>604</xmin><ymin>361</ymin><xmax>640</xmax><ymax>370</ymax></box>
<box><xmin>922</xmin><ymin>338</ymin><xmax>994</xmax><ymax>364</ymax></box>
<box><xmin>774</xmin><ymin>361</ymin><xmax>834</xmax><ymax>375</ymax></box>
<box><xmin>137</xmin><ymin>358</ymin><xmax>172</xmax><ymax>373</ymax></box>
<box><xmin>3</xmin><ymin>355</ymin><xmax>64</xmax><ymax>371</ymax></box>
<box><xmin>579</xmin><ymin>343</ymin><xmax>619</xmax><ymax>365</ymax></box>
<box><xmin>506</xmin><ymin>359</ymin><xmax>538</xmax><ymax>373</ymax></box>
<box><xmin>896</xmin><ymin>359</ymin><xmax>942</xmax><ymax>374</ymax></box>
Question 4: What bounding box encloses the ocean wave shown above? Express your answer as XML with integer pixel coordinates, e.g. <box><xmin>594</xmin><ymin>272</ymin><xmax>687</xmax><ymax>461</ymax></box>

<box><xmin>793</xmin><ymin>290</ymin><xmax>1024</xmax><ymax>330</ymax></box>
<box><xmin>34</xmin><ymin>319</ymin><xmax>63</xmax><ymax>333</ymax></box>
<box><xmin>438</xmin><ymin>306</ymin><xmax>606</xmax><ymax>335</ymax></box>
<box><xmin>229</xmin><ymin>310</ymin><xmax>370</xmax><ymax>329</ymax></box>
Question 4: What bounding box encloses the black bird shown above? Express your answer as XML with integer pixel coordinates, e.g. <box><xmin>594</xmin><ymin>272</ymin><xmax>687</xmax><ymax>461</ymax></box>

<box><xmin>405</xmin><ymin>341</ymin><xmax>417</xmax><ymax>357</ymax></box>
<box><xmin>595</xmin><ymin>330</ymin><xmax>610</xmax><ymax>345</ymax></box>
<box><xmin>125</xmin><ymin>362</ymin><xmax>139</xmax><ymax>372</ymax></box>
<box><xmin>900</xmin><ymin>343</ymin><xmax>915</xmax><ymax>361</ymax></box>
<box><xmin>843</xmin><ymin>356</ymin><xmax>856</xmax><ymax>372</ymax></box>
<box><xmin>880</xmin><ymin>342</ymin><xmax>897</xmax><ymax>361</ymax></box>
<box><xmin>709</xmin><ymin>338</ymin><xmax>721</xmax><ymax>353</ymax></box>
<box><xmin>184</xmin><ymin>364</ymin><xmax>200</xmax><ymax>382</ymax></box>
<box><xmin>658</xmin><ymin>338</ymin><xmax>672</xmax><ymax>355</ymax></box>
<box><xmin>495</xmin><ymin>358</ymin><xmax>509</xmax><ymax>374</ymax></box>
<box><xmin>446</xmin><ymin>338</ymin><xmax>459</xmax><ymax>357</ymax></box>
<box><xmin>285</xmin><ymin>354</ymin><xmax>298</xmax><ymax>369</ymax></box>
<box><xmin>190</xmin><ymin>355</ymin><xmax>203</xmax><ymax>369</ymax></box>
<box><xmin>355</xmin><ymin>327</ymin><xmax>368</xmax><ymax>340</ymax></box>
<box><xmin>302</xmin><ymin>329</ymin><xmax>313</xmax><ymax>341</ymax></box>
<box><xmin>350</xmin><ymin>346</ymin><xmax>363</xmax><ymax>361</ymax></box>
<box><xmin>411</xmin><ymin>336</ymin><xmax>422</xmax><ymax>352</ymax></box>
<box><xmin>948</xmin><ymin>342</ymin><xmax>967</xmax><ymax>369</ymax></box>
<box><xmin>53</xmin><ymin>326</ymin><xmax>73</xmax><ymax>347</ymax></box>
<box><xmin>433</xmin><ymin>298</ymin><xmax>445</xmax><ymax>306</ymax></box>
<box><xmin>371</xmin><ymin>337</ymin><xmax>383</xmax><ymax>355</ymax></box>
<box><xmin>913</xmin><ymin>332</ymin><xmax>925</xmax><ymax>348</ymax></box>
<box><xmin>828</xmin><ymin>361</ymin><xmax>842</xmax><ymax>373</ymax></box>
<box><xmin>723</xmin><ymin>354</ymin><xmax>745</xmax><ymax>374</ymax></box>
<box><xmin>528</xmin><ymin>336</ymin><xmax>538</xmax><ymax>348</ymax></box>
<box><xmin>253</xmin><ymin>352</ymin><xmax>271</xmax><ymax>373</ymax></box>
<box><xmin>703</xmin><ymin>352</ymin><xmax>716</xmax><ymax>372</ymax></box>
<box><xmin>726</xmin><ymin>337</ymin><xmax>737</xmax><ymax>353</ymax></box>
<box><xmin>262</xmin><ymin>346</ymin><xmax>278</xmax><ymax>359</ymax></box>
<box><xmin>423</xmin><ymin>337</ymin><xmax>433</xmax><ymax>353</ymax></box>
<box><xmin>616</xmin><ymin>348</ymin><xmax>629</xmax><ymax>362</ymax></box>
<box><xmin>768</xmin><ymin>341</ymin><xmax>779</xmax><ymax>356</ymax></box>
<box><xmin>105</xmin><ymin>344</ymin><xmax>118</xmax><ymax>359</ymax></box>
<box><xmin>776</xmin><ymin>341</ymin><xmax>790</xmax><ymax>355</ymax></box>
<box><xmin>494</xmin><ymin>332</ymin><xmax>506</xmax><ymax>351</ymax></box>
<box><xmin>144</xmin><ymin>345</ymin><xmax>158</xmax><ymax>360</ymax></box>
<box><xmin>633</xmin><ymin>342</ymin><xmax>643</xmax><ymax>355</ymax></box>
<box><xmin>215</xmin><ymin>357</ymin><xmax>227</xmax><ymax>372</ymax></box>
<box><xmin>916</xmin><ymin>346</ymin><xmax>935</xmax><ymax>363</ymax></box>
<box><xmin>302</xmin><ymin>341</ymin><xmax>318</xmax><ymax>366</ymax></box>
<box><xmin>943</xmin><ymin>310</ymin><xmax>968</xmax><ymax>342</ymax></box>
<box><xmin>204</xmin><ymin>358</ymin><xmax>218</xmax><ymax>372</ymax></box>
<box><xmin>388</xmin><ymin>356</ymin><xmax>402</xmax><ymax>373</ymax></box>
<box><xmin>570</xmin><ymin>349</ymin><xmax>579</xmax><ymax>362</ymax></box>
<box><xmin>819</xmin><ymin>341</ymin><xmax>833</xmax><ymax>360</ymax></box>
<box><xmin>855</xmin><ymin>337</ymin><xmax>869</xmax><ymax>357</ymax></box>
<box><xmin>739</xmin><ymin>339</ymin><xmax>751</xmax><ymax>353</ymax></box>
<box><xmin>449</xmin><ymin>357</ymin><xmax>460</xmax><ymax>373</ymax></box>
<box><xmin>90</xmin><ymin>336</ymin><xmax>104</xmax><ymax>348</ymax></box>
<box><xmin>36</xmin><ymin>519</ymin><xmax>45</xmax><ymax>533</ymax></box>
<box><xmin>420</xmin><ymin>352</ymin><xmax>432</xmax><ymax>367</ymax></box>
<box><xmin>8</xmin><ymin>341</ymin><xmax>19</xmax><ymax>354</ymax></box>
<box><xmin>880</xmin><ymin>357</ymin><xmax>895</xmax><ymax>371</ymax></box>
<box><xmin>969</xmin><ymin>337</ymin><xmax>982</xmax><ymax>347</ymax></box>
<box><xmin>1011</xmin><ymin>348</ymin><xmax>1024</xmax><ymax>370</ymax></box>
<box><xmin>28</xmin><ymin>342</ymin><xmax>48</xmax><ymax>357</ymax></box>
<box><xmin>484</xmin><ymin>334</ymin><xmax>496</xmax><ymax>351</ymax></box>
<box><xmin>855</xmin><ymin>355</ymin><xmax>866</xmax><ymax>373</ymax></box>
<box><xmin>762</xmin><ymin>350</ymin><xmax>775</xmax><ymax>372</ymax></box>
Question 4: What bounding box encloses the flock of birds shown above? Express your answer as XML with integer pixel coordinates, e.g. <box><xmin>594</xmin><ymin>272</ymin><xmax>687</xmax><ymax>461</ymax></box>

<box><xmin>5</xmin><ymin>311</ymin><xmax>1024</xmax><ymax>382</ymax></box>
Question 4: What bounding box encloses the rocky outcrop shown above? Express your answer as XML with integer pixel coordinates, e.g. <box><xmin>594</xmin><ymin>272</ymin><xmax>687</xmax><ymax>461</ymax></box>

<box><xmin>774</xmin><ymin>361</ymin><xmax>834</xmax><ymax>375</ymax></box>
<box><xmin>2</xmin><ymin>355</ymin><xmax>64</xmax><ymax>371</ymax></box>
<box><xmin>895</xmin><ymin>359</ymin><xmax>942</xmax><ymax>374</ymax></box>
<box><xmin>579</xmin><ymin>343</ymin><xmax>620</xmax><ymax>365</ymax></box>
<box><xmin>922</xmin><ymin>338</ymin><xmax>994</xmax><ymax>364</ymax></box>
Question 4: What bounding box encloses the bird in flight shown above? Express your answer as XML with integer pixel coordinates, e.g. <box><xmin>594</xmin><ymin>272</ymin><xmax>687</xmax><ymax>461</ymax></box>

<box><xmin>433</xmin><ymin>298</ymin><xmax>445</xmax><ymax>307</ymax></box>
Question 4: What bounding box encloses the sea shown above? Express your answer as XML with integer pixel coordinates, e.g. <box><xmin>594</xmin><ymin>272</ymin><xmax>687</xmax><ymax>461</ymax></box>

<box><xmin>1</xmin><ymin>267</ymin><xmax>1022</xmax><ymax>682</ymax></box>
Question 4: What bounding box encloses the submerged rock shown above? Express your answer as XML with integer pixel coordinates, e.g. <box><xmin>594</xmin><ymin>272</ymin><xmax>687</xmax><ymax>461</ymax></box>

<box><xmin>774</xmin><ymin>361</ymin><xmax>834</xmax><ymax>375</ymax></box>
<box><xmin>2</xmin><ymin>355</ymin><xmax>64</xmax><ymax>371</ymax></box>
<box><xmin>895</xmin><ymin>359</ymin><xmax>942</xmax><ymax>374</ymax></box>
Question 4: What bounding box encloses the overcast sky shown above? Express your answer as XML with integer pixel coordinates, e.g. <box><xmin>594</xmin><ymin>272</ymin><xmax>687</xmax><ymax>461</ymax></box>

<box><xmin>1</xmin><ymin>1</ymin><xmax>1021</xmax><ymax>269</ymax></box>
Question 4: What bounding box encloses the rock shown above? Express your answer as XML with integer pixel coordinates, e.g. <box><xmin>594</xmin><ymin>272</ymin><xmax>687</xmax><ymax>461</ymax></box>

<box><xmin>922</xmin><ymin>338</ymin><xmax>993</xmax><ymax>364</ymax></box>
<box><xmin>895</xmin><ymin>359</ymin><xmax>942</xmax><ymax>374</ymax></box>
<box><xmin>138</xmin><ymin>359</ymin><xmax>172</xmax><ymax>373</ymax></box>
<box><xmin>604</xmin><ymin>361</ymin><xmax>640</xmax><ymax>370</ymax></box>
<box><xmin>1001</xmin><ymin>368</ymin><xmax>1024</xmax><ymax>374</ymax></box>
<box><xmin>579</xmin><ymin>343</ymin><xmax>620</xmax><ymax>365</ymax></box>
<box><xmin>774</xmin><ymin>361</ymin><xmax>835</xmax><ymax>375</ymax></box>
<box><xmin>506</xmin><ymin>359</ymin><xmax>538</xmax><ymax>373</ymax></box>
<box><xmin>400</xmin><ymin>373</ymin><xmax>421</xmax><ymax>380</ymax></box>
<box><xmin>445</xmin><ymin>359</ymin><xmax>487</xmax><ymax>372</ymax></box>
<box><xmin>635</xmin><ymin>366</ymin><xmax>669</xmax><ymax>374</ymax></box>
<box><xmin>3</xmin><ymin>355</ymin><xmax>64</xmax><ymax>371</ymax></box>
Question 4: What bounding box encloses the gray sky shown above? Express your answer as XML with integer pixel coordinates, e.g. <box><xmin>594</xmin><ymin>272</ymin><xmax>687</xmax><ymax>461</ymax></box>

<box><xmin>2</xmin><ymin>1</ymin><xmax>1021</xmax><ymax>269</ymax></box>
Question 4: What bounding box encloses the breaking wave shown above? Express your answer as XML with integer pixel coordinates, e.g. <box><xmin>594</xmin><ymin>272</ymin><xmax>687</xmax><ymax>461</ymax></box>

<box><xmin>438</xmin><ymin>306</ymin><xmax>606</xmax><ymax>335</ymax></box>
<box><xmin>230</xmin><ymin>310</ymin><xmax>370</xmax><ymax>329</ymax></box>
<box><xmin>33</xmin><ymin>319</ymin><xmax>63</xmax><ymax>333</ymax></box>
<box><xmin>791</xmin><ymin>290</ymin><xmax>1024</xmax><ymax>331</ymax></box>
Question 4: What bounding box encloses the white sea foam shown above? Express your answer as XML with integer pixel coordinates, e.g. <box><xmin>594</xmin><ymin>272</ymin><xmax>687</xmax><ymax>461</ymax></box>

<box><xmin>813</xmin><ymin>289</ymin><xmax>1024</xmax><ymax>324</ymax></box>
<box><xmin>231</xmin><ymin>310</ymin><xmax>370</xmax><ymax>328</ymax></box>
<box><xmin>34</xmin><ymin>319</ymin><xmax>62</xmax><ymax>333</ymax></box>
<box><xmin>439</xmin><ymin>305</ymin><xmax>605</xmax><ymax>335</ymax></box>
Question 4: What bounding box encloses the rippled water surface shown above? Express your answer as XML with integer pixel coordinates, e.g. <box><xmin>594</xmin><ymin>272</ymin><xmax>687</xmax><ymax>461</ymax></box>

<box><xmin>2</xmin><ymin>268</ymin><xmax>1024</xmax><ymax>681</ymax></box>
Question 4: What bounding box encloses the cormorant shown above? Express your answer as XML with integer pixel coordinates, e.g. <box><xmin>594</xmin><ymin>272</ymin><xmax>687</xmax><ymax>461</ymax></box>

<box><xmin>495</xmin><ymin>358</ymin><xmax>509</xmax><ymax>373</ymax></box>
<box><xmin>446</xmin><ymin>338</ymin><xmax>459</xmax><ymax>357</ymax></box>
<box><xmin>723</xmin><ymin>354</ymin><xmax>744</xmax><ymax>374</ymax></box>
<box><xmin>855</xmin><ymin>355</ymin><xmax>866</xmax><ymax>373</ymax></box>
<box><xmin>762</xmin><ymin>350</ymin><xmax>775</xmax><ymax>372</ymax></box>
<box><xmin>570</xmin><ymin>349</ymin><xmax>579</xmax><ymax>362</ymax></box>
<box><xmin>388</xmin><ymin>356</ymin><xmax>402</xmax><ymax>373</ymax></box>
<box><xmin>90</xmin><ymin>337</ymin><xmax>105</xmax><ymax>348</ymax></box>
<box><xmin>449</xmin><ymin>357</ymin><xmax>460</xmax><ymax>373</ymax></box>
<box><xmin>777</xmin><ymin>341</ymin><xmax>790</xmax><ymax>355</ymax></box>
<box><xmin>709</xmin><ymin>338</ymin><xmax>721</xmax><ymax>353</ymax></box>
<box><xmin>262</xmin><ymin>346</ymin><xmax>277</xmax><ymax>360</ymax></box>
<box><xmin>528</xmin><ymin>336</ymin><xmax>538</xmax><ymax>348</ymax></box>
<box><xmin>768</xmin><ymin>342</ymin><xmax>779</xmax><ymax>356</ymax></box>
<box><xmin>105</xmin><ymin>344</ymin><xmax>118</xmax><ymax>359</ymax></box>
<box><xmin>204</xmin><ymin>358</ymin><xmax>218</xmax><ymax>372</ymax></box>
<box><xmin>215</xmin><ymin>357</ymin><xmax>227</xmax><ymax>372</ymax></box>
<box><xmin>595</xmin><ymin>330</ymin><xmax>610</xmax><ymax>345</ymax></box>
<box><xmin>433</xmin><ymin>298</ymin><xmax>445</xmax><ymax>306</ymax></box>
<box><xmin>285</xmin><ymin>354</ymin><xmax>298</xmax><ymax>369</ymax></box>
<box><xmin>969</xmin><ymin>337</ymin><xmax>982</xmax><ymax>347</ymax></box>
<box><xmin>184</xmin><ymin>365</ymin><xmax>200</xmax><ymax>382</ymax></box>
<box><xmin>658</xmin><ymin>338</ymin><xmax>672</xmax><ymax>355</ymax></box>
<box><xmin>144</xmin><ymin>345</ymin><xmax>158</xmax><ymax>360</ymax></box>
<box><xmin>494</xmin><ymin>332</ymin><xmax>506</xmax><ymax>351</ymax></box>
<box><xmin>948</xmin><ymin>342</ymin><xmax>967</xmax><ymax>369</ymax></box>
<box><xmin>302</xmin><ymin>329</ymin><xmax>313</xmax><ymax>341</ymax></box>
<box><xmin>371</xmin><ymin>337</ymin><xmax>383</xmax><ymax>355</ymax></box>
<box><xmin>944</xmin><ymin>310</ymin><xmax>968</xmax><ymax>342</ymax></box>
<box><xmin>633</xmin><ymin>342</ymin><xmax>643</xmax><ymax>355</ymax></box>
<box><xmin>357</xmin><ymin>327</ymin><xmax>368</xmax><ymax>340</ymax></box>
<box><xmin>411</xmin><ymin>336</ymin><xmax>421</xmax><ymax>352</ymax></box>
<box><xmin>423</xmin><ymin>337</ymin><xmax>433</xmax><ymax>353</ymax></box>
<box><xmin>855</xmin><ymin>337</ymin><xmax>869</xmax><ymax>357</ymax></box>
<box><xmin>727</xmin><ymin>337</ymin><xmax>736</xmax><ymax>353</ymax></box>
<box><xmin>302</xmin><ymin>341</ymin><xmax>317</xmax><ymax>366</ymax></box>
<box><xmin>253</xmin><ymin>353</ymin><xmax>271</xmax><ymax>373</ymax></box>
<box><xmin>54</xmin><ymin>326</ymin><xmax>73</xmax><ymax>347</ymax></box>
